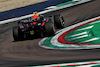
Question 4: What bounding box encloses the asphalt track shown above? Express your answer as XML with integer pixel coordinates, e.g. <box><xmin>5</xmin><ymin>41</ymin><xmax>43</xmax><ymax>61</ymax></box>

<box><xmin>0</xmin><ymin>0</ymin><xmax>100</xmax><ymax>67</ymax></box>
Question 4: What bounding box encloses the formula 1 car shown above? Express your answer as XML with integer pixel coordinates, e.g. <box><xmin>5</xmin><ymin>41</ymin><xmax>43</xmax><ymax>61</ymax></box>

<box><xmin>13</xmin><ymin>14</ymin><xmax>64</xmax><ymax>41</ymax></box>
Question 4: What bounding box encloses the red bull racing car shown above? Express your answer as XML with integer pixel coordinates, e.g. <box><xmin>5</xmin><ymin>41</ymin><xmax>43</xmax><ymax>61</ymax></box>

<box><xmin>13</xmin><ymin>14</ymin><xmax>64</xmax><ymax>41</ymax></box>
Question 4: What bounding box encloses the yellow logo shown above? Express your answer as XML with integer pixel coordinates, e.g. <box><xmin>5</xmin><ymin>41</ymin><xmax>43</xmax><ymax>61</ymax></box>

<box><xmin>30</xmin><ymin>30</ymin><xmax>34</xmax><ymax>35</ymax></box>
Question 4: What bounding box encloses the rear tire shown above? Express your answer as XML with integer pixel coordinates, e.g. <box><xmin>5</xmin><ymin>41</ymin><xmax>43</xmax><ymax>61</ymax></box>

<box><xmin>13</xmin><ymin>27</ymin><xmax>24</xmax><ymax>41</ymax></box>
<box><xmin>44</xmin><ymin>22</ymin><xmax>55</xmax><ymax>36</ymax></box>
<box><xmin>54</xmin><ymin>14</ymin><xmax>64</xmax><ymax>29</ymax></box>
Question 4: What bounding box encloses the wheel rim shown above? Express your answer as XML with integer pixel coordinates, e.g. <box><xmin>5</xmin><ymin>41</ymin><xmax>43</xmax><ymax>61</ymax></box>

<box><xmin>53</xmin><ymin>24</ymin><xmax>56</xmax><ymax>33</ymax></box>
<box><xmin>60</xmin><ymin>16</ymin><xmax>64</xmax><ymax>26</ymax></box>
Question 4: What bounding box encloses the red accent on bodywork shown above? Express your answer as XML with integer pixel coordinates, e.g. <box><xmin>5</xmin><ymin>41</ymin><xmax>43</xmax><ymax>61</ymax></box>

<box><xmin>31</xmin><ymin>22</ymin><xmax>37</xmax><ymax>25</ymax></box>
<box><xmin>32</xmin><ymin>22</ymin><xmax>37</xmax><ymax>25</ymax></box>
<box><xmin>41</xmin><ymin>22</ymin><xmax>45</xmax><ymax>26</ymax></box>
<box><xmin>46</xmin><ymin>19</ymin><xmax>49</xmax><ymax>22</ymax></box>
<box><xmin>26</xmin><ymin>24</ymin><xmax>29</xmax><ymax>27</ymax></box>
<box><xmin>19</xmin><ymin>27</ymin><xmax>22</xmax><ymax>29</ymax></box>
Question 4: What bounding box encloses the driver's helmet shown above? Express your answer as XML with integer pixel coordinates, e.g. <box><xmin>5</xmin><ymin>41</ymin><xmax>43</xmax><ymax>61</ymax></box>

<box><xmin>32</xmin><ymin>12</ymin><xmax>39</xmax><ymax>21</ymax></box>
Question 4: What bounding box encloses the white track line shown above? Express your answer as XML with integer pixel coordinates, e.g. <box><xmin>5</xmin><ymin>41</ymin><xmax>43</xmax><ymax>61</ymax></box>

<box><xmin>0</xmin><ymin>0</ymin><xmax>91</xmax><ymax>25</ymax></box>
<box><xmin>67</xmin><ymin>32</ymin><xmax>87</xmax><ymax>38</ymax></box>
<box><xmin>76</xmin><ymin>25</ymin><xmax>93</xmax><ymax>31</ymax></box>
<box><xmin>90</xmin><ymin>20</ymin><xmax>100</xmax><ymax>24</ymax></box>
<box><xmin>76</xmin><ymin>64</ymin><xmax>100</xmax><ymax>67</ymax></box>
<box><xmin>81</xmin><ymin>38</ymin><xmax>99</xmax><ymax>43</ymax></box>
<box><xmin>34</xmin><ymin>61</ymin><xmax>100</xmax><ymax>67</ymax></box>
<box><xmin>71</xmin><ymin>35</ymin><xmax>88</xmax><ymax>40</ymax></box>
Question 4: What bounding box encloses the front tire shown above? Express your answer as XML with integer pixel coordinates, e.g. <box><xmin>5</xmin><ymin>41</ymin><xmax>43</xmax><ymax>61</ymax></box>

<box><xmin>54</xmin><ymin>14</ymin><xmax>64</xmax><ymax>29</ymax></box>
